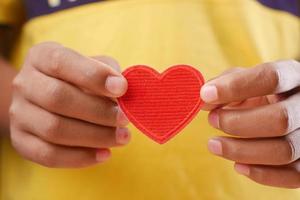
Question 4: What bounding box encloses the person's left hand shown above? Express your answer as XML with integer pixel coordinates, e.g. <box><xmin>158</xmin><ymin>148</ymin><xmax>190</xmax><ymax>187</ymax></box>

<box><xmin>201</xmin><ymin>60</ymin><xmax>300</xmax><ymax>188</ymax></box>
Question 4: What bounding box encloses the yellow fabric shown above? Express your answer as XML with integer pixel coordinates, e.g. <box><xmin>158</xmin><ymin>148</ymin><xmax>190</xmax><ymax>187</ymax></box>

<box><xmin>1</xmin><ymin>0</ymin><xmax>300</xmax><ymax>199</ymax></box>
<box><xmin>0</xmin><ymin>0</ymin><xmax>23</xmax><ymax>25</ymax></box>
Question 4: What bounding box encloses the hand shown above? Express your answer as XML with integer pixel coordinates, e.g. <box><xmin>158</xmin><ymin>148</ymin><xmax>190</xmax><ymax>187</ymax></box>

<box><xmin>9</xmin><ymin>42</ymin><xmax>130</xmax><ymax>168</ymax></box>
<box><xmin>201</xmin><ymin>60</ymin><xmax>300</xmax><ymax>188</ymax></box>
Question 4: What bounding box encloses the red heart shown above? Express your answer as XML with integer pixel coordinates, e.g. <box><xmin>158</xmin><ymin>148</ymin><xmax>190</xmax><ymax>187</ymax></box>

<box><xmin>118</xmin><ymin>65</ymin><xmax>205</xmax><ymax>144</ymax></box>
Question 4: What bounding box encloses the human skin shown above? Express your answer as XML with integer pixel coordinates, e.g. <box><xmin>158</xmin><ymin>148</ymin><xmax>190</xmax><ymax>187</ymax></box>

<box><xmin>3</xmin><ymin>40</ymin><xmax>300</xmax><ymax>187</ymax></box>
<box><xmin>9</xmin><ymin>42</ymin><xmax>131</xmax><ymax>168</ymax></box>
<box><xmin>202</xmin><ymin>60</ymin><xmax>300</xmax><ymax>188</ymax></box>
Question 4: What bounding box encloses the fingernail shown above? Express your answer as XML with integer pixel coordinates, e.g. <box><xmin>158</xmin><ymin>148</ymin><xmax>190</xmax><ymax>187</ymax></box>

<box><xmin>208</xmin><ymin>110</ymin><xmax>219</xmax><ymax>128</ymax></box>
<box><xmin>96</xmin><ymin>149</ymin><xmax>111</xmax><ymax>162</ymax></box>
<box><xmin>105</xmin><ymin>76</ymin><xmax>126</xmax><ymax>96</ymax></box>
<box><xmin>208</xmin><ymin>139</ymin><xmax>223</xmax><ymax>155</ymax></box>
<box><xmin>234</xmin><ymin>163</ymin><xmax>250</xmax><ymax>176</ymax></box>
<box><xmin>116</xmin><ymin>127</ymin><xmax>131</xmax><ymax>145</ymax></box>
<box><xmin>116</xmin><ymin>107</ymin><xmax>129</xmax><ymax>126</ymax></box>
<box><xmin>200</xmin><ymin>85</ymin><xmax>218</xmax><ymax>103</ymax></box>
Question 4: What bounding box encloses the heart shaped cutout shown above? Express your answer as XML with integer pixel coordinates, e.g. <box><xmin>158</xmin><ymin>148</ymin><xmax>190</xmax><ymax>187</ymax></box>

<box><xmin>118</xmin><ymin>65</ymin><xmax>205</xmax><ymax>144</ymax></box>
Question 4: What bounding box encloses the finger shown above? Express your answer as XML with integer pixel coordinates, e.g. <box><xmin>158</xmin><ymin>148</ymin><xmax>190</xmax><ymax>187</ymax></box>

<box><xmin>200</xmin><ymin>60</ymin><xmax>300</xmax><ymax>104</ymax></box>
<box><xmin>208</xmin><ymin>92</ymin><xmax>300</xmax><ymax>137</ymax></box>
<box><xmin>202</xmin><ymin>96</ymin><xmax>272</xmax><ymax>111</ymax></box>
<box><xmin>282</xmin><ymin>93</ymin><xmax>300</xmax><ymax>133</ymax></box>
<box><xmin>207</xmin><ymin>131</ymin><xmax>300</xmax><ymax>165</ymax></box>
<box><xmin>27</xmin><ymin>42</ymin><xmax>127</xmax><ymax>97</ymax></box>
<box><xmin>234</xmin><ymin>161</ymin><xmax>300</xmax><ymax>188</ymax></box>
<box><xmin>202</xmin><ymin>67</ymin><xmax>245</xmax><ymax>111</ymax></box>
<box><xmin>275</xmin><ymin>60</ymin><xmax>300</xmax><ymax>93</ymax></box>
<box><xmin>208</xmin><ymin>102</ymin><xmax>288</xmax><ymax>138</ymax></box>
<box><xmin>219</xmin><ymin>84</ymin><xmax>293</xmax><ymax>111</ymax></box>
<box><xmin>10</xmin><ymin>99</ymin><xmax>130</xmax><ymax>148</ymax></box>
<box><xmin>208</xmin><ymin>67</ymin><xmax>245</xmax><ymax>82</ymax></box>
<box><xmin>90</xmin><ymin>56</ymin><xmax>122</xmax><ymax>102</ymax></box>
<box><xmin>201</xmin><ymin>103</ymin><xmax>223</xmax><ymax>111</ymax></box>
<box><xmin>222</xmin><ymin>96</ymin><xmax>275</xmax><ymax>110</ymax></box>
<box><xmin>91</xmin><ymin>55</ymin><xmax>121</xmax><ymax>72</ymax></box>
<box><xmin>13</xmin><ymin>69</ymin><xmax>129</xmax><ymax>127</ymax></box>
<box><xmin>10</xmin><ymin>127</ymin><xmax>111</xmax><ymax>168</ymax></box>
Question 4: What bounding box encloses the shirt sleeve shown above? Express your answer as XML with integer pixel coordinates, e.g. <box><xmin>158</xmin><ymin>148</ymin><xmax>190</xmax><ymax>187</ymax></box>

<box><xmin>0</xmin><ymin>0</ymin><xmax>24</xmax><ymax>26</ymax></box>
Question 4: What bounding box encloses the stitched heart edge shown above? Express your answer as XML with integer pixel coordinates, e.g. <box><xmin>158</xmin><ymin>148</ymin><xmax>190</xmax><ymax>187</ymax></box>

<box><xmin>118</xmin><ymin>65</ymin><xmax>205</xmax><ymax>144</ymax></box>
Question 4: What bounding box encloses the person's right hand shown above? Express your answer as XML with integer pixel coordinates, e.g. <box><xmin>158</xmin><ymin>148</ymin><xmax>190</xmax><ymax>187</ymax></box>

<box><xmin>9</xmin><ymin>42</ymin><xmax>130</xmax><ymax>168</ymax></box>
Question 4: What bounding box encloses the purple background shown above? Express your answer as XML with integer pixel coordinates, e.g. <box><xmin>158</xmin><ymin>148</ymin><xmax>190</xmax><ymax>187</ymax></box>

<box><xmin>23</xmin><ymin>0</ymin><xmax>101</xmax><ymax>19</ymax></box>
<box><xmin>23</xmin><ymin>0</ymin><xmax>300</xmax><ymax>19</ymax></box>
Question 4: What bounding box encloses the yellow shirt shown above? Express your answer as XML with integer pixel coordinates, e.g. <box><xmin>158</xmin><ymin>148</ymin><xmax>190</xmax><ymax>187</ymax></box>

<box><xmin>1</xmin><ymin>0</ymin><xmax>300</xmax><ymax>199</ymax></box>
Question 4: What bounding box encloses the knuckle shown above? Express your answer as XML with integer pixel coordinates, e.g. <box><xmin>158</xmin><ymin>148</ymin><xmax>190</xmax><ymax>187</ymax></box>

<box><xmin>10</xmin><ymin>130</ymin><xmax>20</xmax><ymax>150</ymax></box>
<box><xmin>28</xmin><ymin>42</ymin><xmax>61</xmax><ymax>57</ymax></box>
<box><xmin>8</xmin><ymin>104</ymin><xmax>17</xmax><ymax>120</ymax></box>
<box><xmin>218</xmin><ymin>110</ymin><xmax>237</xmax><ymax>132</ymax></box>
<box><xmin>9</xmin><ymin>132</ymin><xmax>33</xmax><ymax>163</ymax></box>
<box><xmin>228</xmin><ymin>147</ymin><xmax>243</xmax><ymax>161</ymax></box>
<box><xmin>284</xmin><ymin>130</ymin><xmax>300</xmax><ymax>163</ymax></box>
<box><xmin>12</xmin><ymin>75</ymin><xmax>24</xmax><ymax>92</ymax></box>
<box><xmin>260</xmin><ymin>64</ymin><xmax>278</xmax><ymax>90</ymax></box>
<box><xmin>250</xmin><ymin>167</ymin><xmax>265</xmax><ymax>183</ymax></box>
<box><xmin>224</xmin><ymin>77</ymin><xmax>243</xmax><ymax>99</ymax></box>
<box><xmin>27</xmin><ymin>42</ymin><xmax>56</xmax><ymax>58</ymax></box>
<box><xmin>36</xmin><ymin>145</ymin><xmax>58</xmax><ymax>168</ymax></box>
<box><xmin>282</xmin><ymin>136</ymin><xmax>296</xmax><ymax>163</ymax></box>
<box><xmin>45</xmin><ymin>81</ymin><xmax>68</xmax><ymax>109</ymax></box>
<box><xmin>94</xmin><ymin>101</ymin><xmax>117</xmax><ymax>125</ymax></box>
<box><xmin>268</xmin><ymin>60</ymin><xmax>300</xmax><ymax>92</ymax></box>
<box><xmin>83</xmin><ymin>61</ymin><xmax>110</xmax><ymax>87</ymax></box>
<box><xmin>26</xmin><ymin>46</ymin><xmax>37</xmax><ymax>60</ymax></box>
<box><xmin>85</xmin><ymin>64</ymin><xmax>105</xmax><ymax>83</ymax></box>
<box><xmin>9</xmin><ymin>102</ymin><xmax>26</xmax><ymax>127</ymax></box>
<box><xmin>26</xmin><ymin>42</ymin><xmax>62</xmax><ymax>60</ymax></box>
<box><xmin>277</xmin><ymin>104</ymin><xmax>289</xmax><ymax>134</ymax></box>
<box><xmin>47</xmin><ymin>46</ymin><xmax>66</xmax><ymax>75</ymax></box>
<box><xmin>43</xmin><ymin>115</ymin><xmax>62</xmax><ymax>141</ymax></box>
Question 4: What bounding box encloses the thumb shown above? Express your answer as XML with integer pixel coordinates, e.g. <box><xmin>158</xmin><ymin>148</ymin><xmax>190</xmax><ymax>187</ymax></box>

<box><xmin>90</xmin><ymin>56</ymin><xmax>125</xmax><ymax>101</ymax></box>
<box><xmin>91</xmin><ymin>55</ymin><xmax>121</xmax><ymax>72</ymax></box>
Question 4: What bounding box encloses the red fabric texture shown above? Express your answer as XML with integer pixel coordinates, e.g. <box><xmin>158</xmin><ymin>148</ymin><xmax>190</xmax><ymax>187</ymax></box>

<box><xmin>118</xmin><ymin>65</ymin><xmax>205</xmax><ymax>144</ymax></box>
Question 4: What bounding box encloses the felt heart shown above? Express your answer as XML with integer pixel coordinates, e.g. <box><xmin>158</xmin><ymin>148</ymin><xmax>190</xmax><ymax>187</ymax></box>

<box><xmin>118</xmin><ymin>65</ymin><xmax>205</xmax><ymax>144</ymax></box>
